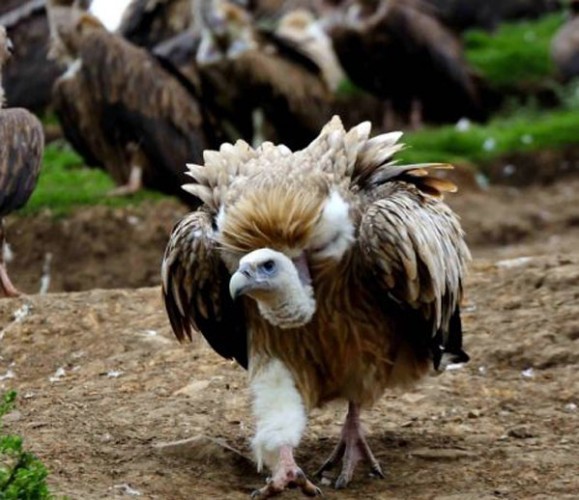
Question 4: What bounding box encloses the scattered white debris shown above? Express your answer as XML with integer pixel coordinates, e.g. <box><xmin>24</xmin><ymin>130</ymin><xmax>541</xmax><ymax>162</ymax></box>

<box><xmin>107</xmin><ymin>370</ymin><xmax>124</xmax><ymax>378</ymax></box>
<box><xmin>49</xmin><ymin>367</ymin><xmax>66</xmax><ymax>383</ymax></box>
<box><xmin>463</xmin><ymin>304</ymin><xmax>477</xmax><ymax>313</ymax></box>
<box><xmin>502</xmin><ymin>164</ymin><xmax>516</xmax><ymax>176</ymax></box>
<box><xmin>0</xmin><ymin>304</ymin><xmax>31</xmax><ymax>340</ymax></box>
<box><xmin>127</xmin><ymin>215</ymin><xmax>140</xmax><ymax>226</ymax></box>
<box><xmin>521</xmin><ymin>367</ymin><xmax>535</xmax><ymax>379</ymax></box>
<box><xmin>455</xmin><ymin>117</ymin><xmax>471</xmax><ymax>132</ymax></box>
<box><xmin>478</xmin><ymin>366</ymin><xmax>487</xmax><ymax>376</ymax></box>
<box><xmin>39</xmin><ymin>252</ymin><xmax>53</xmax><ymax>295</ymax></box>
<box><xmin>114</xmin><ymin>484</ymin><xmax>142</xmax><ymax>496</ymax></box>
<box><xmin>445</xmin><ymin>363</ymin><xmax>465</xmax><ymax>371</ymax></box>
<box><xmin>144</xmin><ymin>330</ymin><xmax>158</xmax><ymax>336</ymax></box>
<box><xmin>483</xmin><ymin>137</ymin><xmax>496</xmax><ymax>151</ymax></box>
<box><xmin>3</xmin><ymin>243</ymin><xmax>14</xmax><ymax>263</ymax></box>
<box><xmin>496</xmin><ymin>256</ymin><xmax>533</xmax><ymax>269</ymax></box>
<box><xmin>564</xmin><ymin>403</ymin><xmax>577</xmax><ymax>412</ymax></box>
<box><xmin>0</xmin><ymin>369</ymin><xmax>15</xmax><ymax>381</ymax></box>
<box><xmin>521</xmin><ymin>134</ymin><xmax>533</xmax><ymax>145</ymax></box>
<box><xmin>23</xmin><ymin>392</ymin><xmax>35</xmax><ymax>399</ymax></box>
<box><xmin>475</xmin><ymin>172</ymin><xmax>490</xmax><ymax>190</ymax></box>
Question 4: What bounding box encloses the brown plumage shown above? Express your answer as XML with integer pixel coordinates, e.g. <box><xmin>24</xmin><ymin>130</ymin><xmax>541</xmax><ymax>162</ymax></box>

<box><xmin>196</xmin><ymin>0</ymin><xmax>333</xmax><ymax>149</ymax></box>
<box><xmin>551</xmin><ymin>0</ymin><xmax>579</xmax><ymax>82</ymax></box>
<box><xmin>0</xmin><ymin>26</ymin><xmax>44</xmax><ymax>297</ymax></box>
<box><xmin>162</xmin><ymin>116</ymin><xmax>470</xmax><ymax>497</ymax></box>
<box><xmin>47</xmin><ymin>3</ymin><xmax>210</xmax><ymax>203</ymax></box>
<box><xmin>118</xmin><ymin>0</ymin><xmax>194</xmax><ymax>49</ymax></box>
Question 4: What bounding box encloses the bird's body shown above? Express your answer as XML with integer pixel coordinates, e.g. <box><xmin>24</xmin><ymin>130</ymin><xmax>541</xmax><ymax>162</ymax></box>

<box><xmin>0</xmin><ymin>26</ymin><xmax>44</xmax><ymax>296</ymax></box>
<box><xmin>162</xmin><ymin>116</ymin><xmax>470</xmax><ymax>496</ymax></box>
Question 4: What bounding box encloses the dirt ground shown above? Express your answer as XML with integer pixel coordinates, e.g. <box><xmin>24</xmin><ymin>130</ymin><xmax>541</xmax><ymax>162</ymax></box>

<box><xmin>1</xmin><ymin>177</ymin><xmax>578</xmax><ymax>499</ymax></box>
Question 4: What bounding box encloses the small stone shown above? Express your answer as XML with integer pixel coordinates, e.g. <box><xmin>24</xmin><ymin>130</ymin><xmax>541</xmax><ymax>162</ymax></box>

<box><xmin>507</xmin><ymin>426</ymin><xmax>534</xmax><ymax>439</ymax></box>
<box><xmin>467</xmin><ymin>409</ymin><xmax>481</xmax><ymax>419</ymax></box>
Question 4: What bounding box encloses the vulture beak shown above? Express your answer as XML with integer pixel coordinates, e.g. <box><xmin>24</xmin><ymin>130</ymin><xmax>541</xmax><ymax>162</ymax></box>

<box><xmin>6</xmin><ymin>38</ymin><xmax>13</xmax><ymax>54</ymax></box>
<box><xmin>229</xmin><ymin>263</ymin><xmax>254</xmax><ymax>300</ymax></box>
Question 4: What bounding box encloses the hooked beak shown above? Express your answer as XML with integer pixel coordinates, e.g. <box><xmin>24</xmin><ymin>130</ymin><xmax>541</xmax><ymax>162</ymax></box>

<box><xmin>229</xmin><ymin>263</ymin><xmax>254</xmax><ymax>300</ymax></box>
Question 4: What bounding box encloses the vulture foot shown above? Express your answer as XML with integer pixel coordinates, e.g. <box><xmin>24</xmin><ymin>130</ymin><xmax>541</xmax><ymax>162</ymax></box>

<box><xmin>0</xmin><ymin>263</ymin><xmax>20</xmax><ymax>298</ymax></box>
<box><xmin>315</xmin><ymin>402</ymin><xmax>384</xmax><ymax>489</ymax></box>
<box><xmin>251</xmin><ymin>446</ymin><xmax>322</xmax><ymax>499</ymax></box>
<box><xmin>107</xmin><ymin>165</ymin><xmax>143</xmax><ymax>197</ymax></box>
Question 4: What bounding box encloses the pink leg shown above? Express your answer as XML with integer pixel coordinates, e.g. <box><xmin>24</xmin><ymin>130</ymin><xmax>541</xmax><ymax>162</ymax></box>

<box><xmin>0</xmin><ymin>223</ymin><xmax>20</xmax><ymax>298</ymax></box>
<box><xmin>315</xmin><ymin>402</ymin><xmax>384</xmax><ymax>489</ymax></box>
<box><xmin>251</xmin><ymin>445</ymin><xmax>321</xmax><ymax>499</ymax></box>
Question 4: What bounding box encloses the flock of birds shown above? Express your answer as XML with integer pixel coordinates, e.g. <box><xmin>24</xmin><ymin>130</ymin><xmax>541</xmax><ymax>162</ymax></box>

<box><xmin>0</xmin><ymin>0</ymin><xmax>579</xmax><ymax>497</ymax></box>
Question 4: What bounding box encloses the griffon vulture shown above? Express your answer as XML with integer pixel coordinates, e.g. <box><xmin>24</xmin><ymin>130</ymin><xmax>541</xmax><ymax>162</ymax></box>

<box><xmin>196</xmin><ymin>0</ymin><xmax>333</xmax><ymax>149</ymax></box>
<box><xmin>47</xmin><ymin>2</ymin><xmax>210</xmax><ymax>203</ymax></box>
<box><xmin>162</xmin><ymin>115</ymin><xmax>470</xmax><ymax>497</ymax></box>
<box><xmin>551</xmin><ymin>0</ymin><xmax>579</xmax><ymax>81</ymax></box>
<box><xmin>322</xmin><ymin>0</ymin><xmax>483</xmax><ymax>128</ymax></box>
<box><xmin>0</xmin><ymin>27</ymin><xmax>44</xmax><ymax>297</ymax></box>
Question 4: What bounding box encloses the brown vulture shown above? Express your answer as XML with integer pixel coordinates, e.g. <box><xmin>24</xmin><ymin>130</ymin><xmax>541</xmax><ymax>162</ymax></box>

<box><xmin>162</xmin><ymin>115</ymin><xmax>470</xmax><ymax>497</ymax></box>
<box><xmin>196</xmin><ymin>0</ymin><xmax>333</xmax><ymax>149</ymax></box>
<box><xmin>322</xmin><ymin>0</ymin><xmax>484</xmax><ymax>128</ymax></box>
<box><xmin>551</xmin><ymin>0</ymin><xmax>579</xmax><ymax>81</ymax></box>
<box><xmin>0</xmin><ymin>0</ymin><xmax>61</xmax><ymax>113</ymax></box>
<box><xmin>0</xmin><ymin>26</ymin><xmax>44</xmax><ymax>297</ymax></box>
<box><xmin>117</xmin><ymin>0</ymin><xmax>195</xmax><ymax>49</ymax></box>
<box><xmin>47</xmin><ymin>2</ymin><xmax>210</xmax><ymax>203</ymax></box>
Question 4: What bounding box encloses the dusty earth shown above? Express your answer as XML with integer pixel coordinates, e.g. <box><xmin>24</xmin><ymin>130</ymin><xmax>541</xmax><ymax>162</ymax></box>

<box><xmin>1</xmin><ymin>177</ymin><xmax>578</xmax><ymax>499</ymax></box>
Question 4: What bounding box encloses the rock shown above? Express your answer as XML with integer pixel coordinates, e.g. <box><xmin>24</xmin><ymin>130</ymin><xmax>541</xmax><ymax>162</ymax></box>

<box><xmin>410</xmin><ymin>448</ymin><xmax>477</xmax><ymax>460</ymax></box>
<box><xmin>153</xmin><ymin>435</ymin><xmax>252</xmax><ymax>465</ymax></box>
<box><xmin>507</xmin><ymin>426</ymin><xmax>535</xmax><ymax>439</ymax></box>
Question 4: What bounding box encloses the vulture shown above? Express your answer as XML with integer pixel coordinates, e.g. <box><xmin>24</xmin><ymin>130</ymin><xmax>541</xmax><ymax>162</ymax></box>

<box><xmin>0</xmin><ymin>26</ymin><xmax>44</xmax><ymax>297</ymax></box>
<box><xmin>196</xmin><ymin>0</ymin><xmax>333</xmax><ymax>149</ymax></box>
<box><xmin>162</xmin><ymin>116</ymin><xmax>470</xmax><ymax>497</ymax></box>
<box><xmin>117</xmin><ymin>0</ymin><xmax>195</xmax><ymax>49</ymax></box>
<box><xmin>322</xmin><ymin>0</ymin><xmax>484</xmax><ymax>128</ymax></box>
<box><xmin>0</xmin><ymin>0</ymin><xmax>61</xmax><ymax>113</ymax></box>
<box><xmin>551</xmin><ymin>0</ymin><xmax>579</xmax><ymax>81</ymax></box>
<box><xmin>47</xmin><ymin>2</ymin><xmax>210</xmax><ymax>203</ymax></box>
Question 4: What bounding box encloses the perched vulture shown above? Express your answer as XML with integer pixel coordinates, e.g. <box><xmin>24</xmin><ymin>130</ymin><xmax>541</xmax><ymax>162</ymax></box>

<box><xmin>196</xmin><ymin>0</ymin><xmax>333</xmax><ymax>149</ymax></box>
<box><xmin>47</xmin><ymin>2</ymin><xmax>210</xmax><ymax>203</ymax></box>
<box><xmin>551</xmin><ymin>0</ymin><xmax>579</xmax><ymax>81</ymax></box>
<box><xmin>0</xmin><ymin>27</ymin><xmax>44</xmax><ymax>297</ymax></box>
<box><xmin>162</xmin><ymin>116</ymin><xmax>470</xmax><ymax>497</ymax></box>
<box><xmin>117</xmin><ymin>0</ymin><xmax>194</xmax><ymax>49</ymax></box>
<box><xmin>0</xmin><ymin>0</ymin><xmax>61</xmax><ymax>113</ymax></box>
<box><xmin>322</xmin><ymin>0</ymin><xmax>484</xmax><ymax>128</ymax></box>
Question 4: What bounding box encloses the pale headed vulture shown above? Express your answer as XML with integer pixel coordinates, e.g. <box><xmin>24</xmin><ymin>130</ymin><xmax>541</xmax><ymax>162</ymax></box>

<box><xmin>162</xmin><ymin>116</ymin><xmax>470</xmax><ymax>497</ymax></box>
<box><xmin>46</xmin><ymin>2</ymin><xmax>210</xmax><ymax>204</ymax></box>
<box><xmin>0</xmin><ymin>26</ymin><xmax>44</xmax><ymax>297</ymax></box>
<box><xmin>196</xmin><ymin>0</ymin><xmax>333</xmax><ymax>149</ymax></box>
<box><xmin>551</xmin><ymin>0</ymin><xmax>579</xmax><ymax>81</ymax></box>
<box><xmin>322</xmin><ymin>0</ymin><xmax>484</xmax><ymax>128</ymax></box>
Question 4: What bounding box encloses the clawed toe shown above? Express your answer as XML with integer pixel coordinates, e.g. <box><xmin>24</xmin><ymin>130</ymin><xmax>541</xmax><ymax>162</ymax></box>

<box><xmin>251</xmin><ymin>470</ymin><xmax>322</xmax><ymax>499</ymax></box>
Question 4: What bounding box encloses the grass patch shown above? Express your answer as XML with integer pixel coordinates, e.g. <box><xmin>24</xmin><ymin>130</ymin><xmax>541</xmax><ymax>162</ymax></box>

<box><xmin>399</xmin><ymin>107</ymin><xmax>579</xmax><ymax>167</ymax></box>
<box><xmin>465</xmin><ymin>13</ymin><xmax>565</xmax><ymax>90</ymax></box>
<box><xmin>23</xmin><ymin>142</ymin><xmax>163</xmax><ymax>217</ymax></box>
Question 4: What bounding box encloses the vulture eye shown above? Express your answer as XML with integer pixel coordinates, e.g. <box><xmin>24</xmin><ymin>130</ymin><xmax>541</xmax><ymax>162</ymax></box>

<box><xmin>260</xmin><ymin>259</ymin><xmax>277</xmax><ymax>274</ymax></box>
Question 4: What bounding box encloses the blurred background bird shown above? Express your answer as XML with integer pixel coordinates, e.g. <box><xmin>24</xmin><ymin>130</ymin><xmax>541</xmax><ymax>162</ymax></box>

<box><xmin>551</xmin><ymin>0</ymin><xmax>579</xmax><ymax>81</ymax></box>
<box><xmin>162</xmin><ymin>116</ymin><xmax>470</xmax><ymax>497</ymax></box>
<box><xmin>0</xmin><ymin>26</ymin><xmax>44</xmax><ymax>297</ymax></box>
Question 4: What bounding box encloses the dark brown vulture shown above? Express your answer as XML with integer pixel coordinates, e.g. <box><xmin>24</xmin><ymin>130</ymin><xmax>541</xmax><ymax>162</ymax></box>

<box><xmin>322</xmin><ymin>0</ymin><xmax>484</xmax><ymax>128</ymax></box>
<box><xmin>117</xmin><ymin>0</ymin><xmax>194</xmax><ymax>49</ymax></box>
<box><xmin>0</xmin><ymin>0</ymin><xmax>61</xmax><ymax>113</ymax></box>
<box><xmin>196</xmin><ymin>0</ymin><xmax>333</xmax><ymax>149</ymax></box>
<box><xmin>46</xmin><ymin>2</ymin><xmax>210</xmax><ymax>203</ymax></box>
<box><xmin>162</xmin><ymin>116</ymin><xmax>470</xmax><ymax>497</ymax></box>
<box><xmin>0</xmin><ymin>26</ymin><xmax>44</xmax><ymax>297</ymax></box>
<box><xmin>551</xmin><ymin>0</ymin><xmax>579</xmax><ymax>81</ymax></box>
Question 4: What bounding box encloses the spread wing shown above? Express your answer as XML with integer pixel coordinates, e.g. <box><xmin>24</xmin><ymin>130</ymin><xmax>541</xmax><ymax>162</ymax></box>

<box><xmin>357</xmin><ymin>166</ymin><xmax>471</xmax><ymax>369</ymax></box>
<box><xmin>161</xmin><ymin>209</ymin><xmax>248</xmax><ymax>368</ymax></box>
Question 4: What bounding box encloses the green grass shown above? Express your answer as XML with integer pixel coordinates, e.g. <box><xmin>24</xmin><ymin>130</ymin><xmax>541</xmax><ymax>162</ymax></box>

<box><xmin>23</xmin><ymin>142</ymin><xmax>163</xmax><ymax>216</ymax></box>
<box><xmin>465</xmin><ymin>12</ymin><xmax>565</xmax><ymax>90</ymax></box>
<box><xmin>399</xmin><ymin>107</ymin><xmax>579</xmax><ymax>168</ymax></box>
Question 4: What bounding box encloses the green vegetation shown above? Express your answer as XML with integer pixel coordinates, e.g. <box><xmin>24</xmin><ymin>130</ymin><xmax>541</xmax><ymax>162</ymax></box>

<box><xmin>400</xmin><ymin>107</ymin><xmax>579</xmax><ymax>167</ymax></box>
<box><xmin>0</xmin><ymin>391</ymin><xmax>53</xmax><ymax>499</ymax></box>
<box><xmin>23</xmin><ymin>142</ymin><xmax>163</xmax><ymax>216</ymax></box>
<box><xmin>465</xmin><ymin>13</ymin><xmax>565</xmax><ymax>90</ymax></box>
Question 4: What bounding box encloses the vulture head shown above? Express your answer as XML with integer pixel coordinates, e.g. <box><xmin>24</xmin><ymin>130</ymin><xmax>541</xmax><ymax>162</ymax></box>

<box><xmin>196</xmin><ymin>0</ymin><xmax>257</xmax><ymax>63</ymax></box>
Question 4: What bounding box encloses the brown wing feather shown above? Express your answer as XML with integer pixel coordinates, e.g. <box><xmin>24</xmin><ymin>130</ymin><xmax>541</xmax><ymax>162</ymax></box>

<box><xmin>161</xmin><ymin>209</ymin><xmax>248</xmax><ymax>368</ymax></box>
<box><xmin>0</xmin><ymin>108</ymin><xmax>44</xmax><ymax>216</ymax></box>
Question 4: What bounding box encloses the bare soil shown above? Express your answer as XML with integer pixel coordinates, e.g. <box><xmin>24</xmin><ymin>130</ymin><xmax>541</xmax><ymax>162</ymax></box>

<box><xmin>1</xmin><ymin>178</ymin><xmax>578</xmax><ymax>499</ymax></box>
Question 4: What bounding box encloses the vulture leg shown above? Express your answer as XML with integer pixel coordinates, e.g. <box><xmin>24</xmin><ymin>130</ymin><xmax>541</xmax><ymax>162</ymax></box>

<box><xmin>410</xmin><ymin>98</ymin><xmax>423</xmax><ymax>131</ymax></box>
<box><xmin>0</xmin><ymin>222</ymin><xmax>20</xmax><ymax>298</ymax></box>
<box><xmin>107</xmin><ymin>164</ymin><xmax>143</xmax><ymax>197</ymax></box>
<box><xmin>315</xmin><ymin>402</ymin><xmax>384</xmax><ymax>489</ymax></box>
<box><xmin>382</xmin><ymin>100</ymin><xmax>395</xmax><ymax>132</ymax></box>
<box><xmin>251</xmin><ymin>445</ymin><xmax>322</xmax><ymax>499</ymax></box>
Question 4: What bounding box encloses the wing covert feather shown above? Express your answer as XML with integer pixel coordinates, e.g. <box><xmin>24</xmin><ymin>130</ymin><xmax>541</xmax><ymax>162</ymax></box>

<box><xmin>161</xmin><ymin>209</ymin><xmax>248</xmax><ymax>368</ymax></box>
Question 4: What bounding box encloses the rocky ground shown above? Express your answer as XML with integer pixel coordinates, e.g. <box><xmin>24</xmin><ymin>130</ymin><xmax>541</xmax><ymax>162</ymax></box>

<box><xmin>1</xmin><ymin>178</ymin><xmax>578</xmax><ymax>499</ymax></box>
